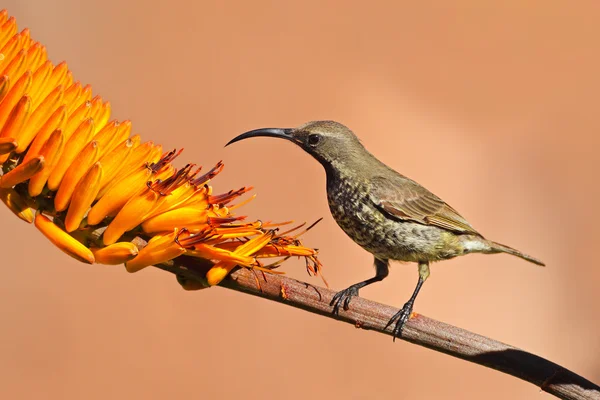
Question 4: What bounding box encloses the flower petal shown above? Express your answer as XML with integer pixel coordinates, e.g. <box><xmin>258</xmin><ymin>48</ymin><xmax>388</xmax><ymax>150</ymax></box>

<box><xmin>91</xmin><ymin>242</ymin><xmax>139</xmax><ymax>265</ymax></box>
<box><xmin>34</xmin><ymin>212</ymin><xmax>95</xmax><ymax>264</ymax></box>
<box><xmin>27</xmin><ymin>128</ymin><xmax>64</xmax><ymax>196</ymax></box>
<box><xmin>0</xmin><ymin>155</ymin><xmax>44</xmax><ymax>188</ymax></box>
<box><xmin>64</xmin><ymin>161</ymin><xmax>103</xmax><ymax>232</ymax></box>
<box><xmin>53</xmin><ymin>140</ymin><xmax>98</xmax><ymax>211</ymax></box>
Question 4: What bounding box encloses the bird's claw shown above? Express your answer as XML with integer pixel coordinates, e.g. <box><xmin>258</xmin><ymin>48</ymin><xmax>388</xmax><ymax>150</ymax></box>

<box><xmin>385</xmin><ymin>301</ymin><xmax>414</xmax><ymax>341</ymax></box>
<box><xmin>330</xmin><ymin>285</ymin><xmax>360</xmax><ymax>315</ymax></box>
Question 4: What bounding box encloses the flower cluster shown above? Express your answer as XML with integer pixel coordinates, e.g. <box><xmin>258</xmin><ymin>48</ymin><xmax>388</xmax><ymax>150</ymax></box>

<box><xmin>0</xmin><ymin>10</ymin><xmax>322</xmax><ymax>288</ymax></box>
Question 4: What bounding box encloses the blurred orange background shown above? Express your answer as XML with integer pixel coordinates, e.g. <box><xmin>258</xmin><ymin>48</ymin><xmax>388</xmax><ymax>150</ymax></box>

<box><xmin>1</xmin><ymin>1</ymin><xmax>599</xmax><ymax>399</ymax></box>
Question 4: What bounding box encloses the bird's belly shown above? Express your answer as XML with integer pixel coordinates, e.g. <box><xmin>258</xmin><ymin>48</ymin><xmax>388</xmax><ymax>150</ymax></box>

<box><xmin>327</xmin><ymin>190</ymin><xmax>461</xmax><ymax>262</ymax></box>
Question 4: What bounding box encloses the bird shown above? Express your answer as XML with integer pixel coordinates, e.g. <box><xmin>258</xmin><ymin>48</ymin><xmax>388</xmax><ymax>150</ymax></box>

<box><xmin>226</xmin><ymin>120</ymin><xmax>544</xmax><ymax>339</ymax></box>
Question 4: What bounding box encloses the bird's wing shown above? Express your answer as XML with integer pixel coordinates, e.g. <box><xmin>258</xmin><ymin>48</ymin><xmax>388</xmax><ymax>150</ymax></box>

<box><xmin>368</xmin><ymin>175</ymin><xmax>481</xmax><ymax>236</ymax></box>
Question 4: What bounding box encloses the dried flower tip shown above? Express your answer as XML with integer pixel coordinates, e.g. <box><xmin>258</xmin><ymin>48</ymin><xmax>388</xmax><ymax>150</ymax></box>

<box><xmin>34</xmin><ymin>212</ymin><xmax>95</xmax><ymax>264</ymax></box>
<box><xmin>148</xmin><ymin>148</ymin><xmax>183</xmax><ymax>173</ymax></box>
<box><xmin>149</xmin><ymin>163</ymin><xmax>195</xmax><ymax>195</ymax></box>
<box><xmin>208</xmin><ymin>186</ymin><xmax>253</xmax><ymax>206</ymax></box>
<box><xmin>190</xmin><ymin>160</ymin><xmax>224</xmax><ymax>186</ymax></box>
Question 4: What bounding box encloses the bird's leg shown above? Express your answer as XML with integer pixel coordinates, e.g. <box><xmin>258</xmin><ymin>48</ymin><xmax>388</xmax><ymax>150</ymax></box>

<box><xmin>386</xmin><ymin>261</ymin><xmax>430</xmax><ymax>341</ymax></box>
<box><xmin>330</xmin><ymin>258</ymin><xmax>389</xmax><ymax>315</ymax></box>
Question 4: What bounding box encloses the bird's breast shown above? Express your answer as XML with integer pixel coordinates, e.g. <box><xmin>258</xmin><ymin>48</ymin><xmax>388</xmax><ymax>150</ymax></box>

<box><xmin>326</xmin><ymin>175</ymin><xmax>463</xmax><ymax>262</ymax></box>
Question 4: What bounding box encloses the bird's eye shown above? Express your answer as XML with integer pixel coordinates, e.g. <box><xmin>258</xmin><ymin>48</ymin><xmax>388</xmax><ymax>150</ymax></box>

<box><xmin>307</xmin><ymin>134</ymin><xmax>321</xmax><ymax>147</ymax></box>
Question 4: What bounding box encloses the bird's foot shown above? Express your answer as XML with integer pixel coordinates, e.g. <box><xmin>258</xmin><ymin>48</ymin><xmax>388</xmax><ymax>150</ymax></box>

<box><xmin>329</xmin><ymin>285</ymin><xmax>361</xmax><ymax>315</ymax></box>
<box><xmin>385</xmin><ymin>300</ymin><xmax>414</xmax><ymax>341</ymax></box>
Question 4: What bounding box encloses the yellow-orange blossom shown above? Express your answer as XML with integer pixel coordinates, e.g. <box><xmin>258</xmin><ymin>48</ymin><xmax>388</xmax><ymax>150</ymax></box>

<box><xmin>0</xmin><ymin>10</ymin><xmax>322</xmax><ymax>288</ymax></box>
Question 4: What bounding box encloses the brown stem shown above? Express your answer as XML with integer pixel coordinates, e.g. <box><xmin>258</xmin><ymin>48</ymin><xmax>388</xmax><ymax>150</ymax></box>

<box><xmin>154</xmin><ymin>254</ymin><xmax>600</xmax><ymax>400</ymax></box>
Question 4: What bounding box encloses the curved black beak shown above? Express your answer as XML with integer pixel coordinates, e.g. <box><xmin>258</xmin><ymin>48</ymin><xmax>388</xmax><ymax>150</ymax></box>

<box><xmin>225</xmin><ymin>128</ymin><xmax>294</xmax><ymax>147</ymax></box>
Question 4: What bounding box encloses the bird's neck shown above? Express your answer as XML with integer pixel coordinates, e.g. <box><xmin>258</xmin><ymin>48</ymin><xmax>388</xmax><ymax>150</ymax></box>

<box><xmin>323</xmin><ymin>147</ymin><xmax>384</xmax><ymax>185</ymax></box>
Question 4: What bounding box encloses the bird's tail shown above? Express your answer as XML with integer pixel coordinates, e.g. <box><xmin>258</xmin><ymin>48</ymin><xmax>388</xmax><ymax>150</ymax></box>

<box><xmin>487</xmin><ymin>240</ymin><xmax>545</xmax><ymax>266</ymax></box>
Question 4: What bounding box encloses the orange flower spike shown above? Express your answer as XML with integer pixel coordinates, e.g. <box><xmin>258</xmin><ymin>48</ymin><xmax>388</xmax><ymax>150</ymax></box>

<box><xmin>0</xmin><ymin>9</ymin><xmax>7</xmax><ymax>25</ymax></box>
<box><xmin>34</xmin><ymin>212</ymin><xmax>95</xmax><ymax>264</ymax></box>
<box><xmin>53</xmin><ymin>140</ymin><xmax>99</xmax><ymax>211</ymax></box>
<box><xmin>86</xmin><ymin>166</ymin><xmax>151</xmax><ymax>225</ymax></box>
<box><xmin>15</xmin><ymin>85</ymin><xmax>64</xmax><ymax>153</ymax></box>
<box><xmin>47</xmin><ymin>117</ymin><xmax>94</xmax><ymax>190</ymax></box>
<box><xmin>124</xmin><ymin>229</ymin><xmax>185</xmax><ymax>273</ymax></box>
<box><xmin>141</xmin><ymin>207</ymin><xmax>209</xmax><ymax>234</ymax></box>
<box><xmin>91</xmin><ymin>242</ymin><xmax>139</xmax><ymax>265</ymax></box>
<box><xmin>95</xmin><ymin>138</ymin><xmax>134</xmax><ymax>199</ymax></box>
<box><xmin>0</xmin><ymin>94</ymin><xmax>30</xmax><ymax>140</ymax></box>
<box><xmin>28</xmin><ymin>60</ymin><xmax>52</xmax><ymax>101</ymax></box>
<box><xmin>0</xmin><ymin>187</ymin><xmax>34</xmax><ymax>223</ymax></box>
<box><xmin>0</xmin><ymin>70</ymin><xmax>32</xmax><ymax>129</ymax></box>
<box><xmin>0</xmin><ymin>155</ymin><xmax>44</xmax><ymax>188</ymax></box>
<box><xmin>205</xmin><ymin>230</ymin><xmax>276</xmax><ymax>286</ymax></box>
<box><xmin>22</xmin><ymin>105</ymin><xmax>67</xmax><ymax>163</ymax></box>
<box><xmin>0</xmin><ymin>48</ymin><xmax>25</xmax><ymax>78</ymax></box>
<box><xmin>0</xmin><ymin>136</ymin><xmax>16</xmax><ymax>155</ymax></box>
<box><xmin>103</xmin><ymin>188</ymin><xmax>159</xmax><ymax>245</ymax></box>
<box><xmin>0</xmin><ymin>17</ymin><xmax>16</xmax><ymax>47</ymax></box>
<box><xmin>64</xmin><ymin>162</ymin><xmax>103</xmax><ymax>232</ymax></box>
<box><xmin>28</xmin><ymin>129</ymin><xmax>64</xmax><ymax>196</ymax></box>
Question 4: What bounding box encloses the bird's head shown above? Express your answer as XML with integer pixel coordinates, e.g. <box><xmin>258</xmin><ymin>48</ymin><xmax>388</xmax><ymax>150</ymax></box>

<box><xmin>226</xmin><ymin>120</ymin><xmax>364</xmax><ymax>167</ymax></box>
